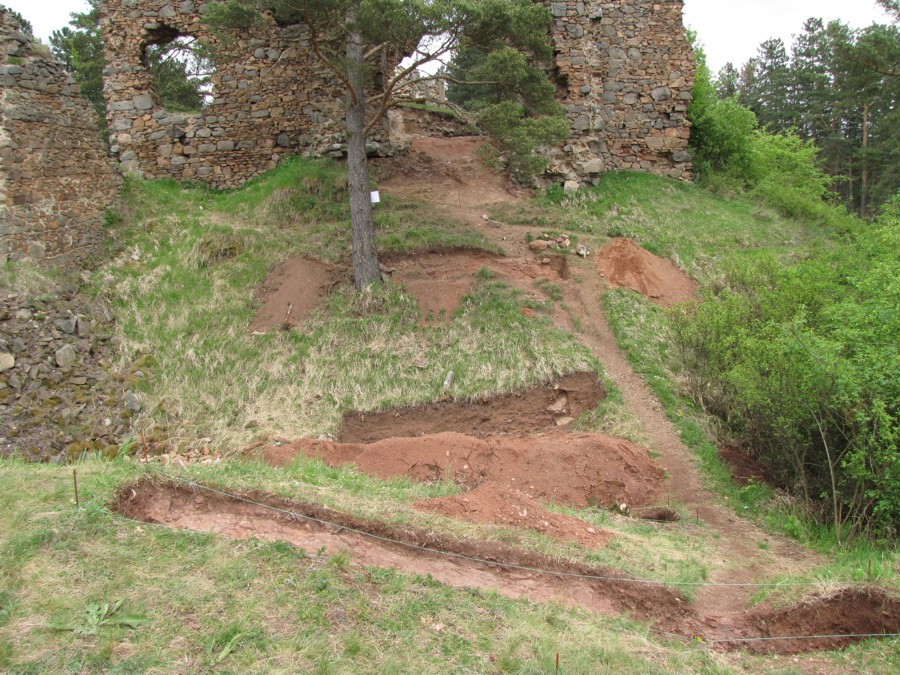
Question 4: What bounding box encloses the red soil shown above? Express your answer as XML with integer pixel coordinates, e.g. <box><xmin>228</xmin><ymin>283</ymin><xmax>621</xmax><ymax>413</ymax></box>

<box><xmin>414</xmin><ymin>483</ymin><xmax>614</xmax><ymax>549</ymax></box>
<box><xmin>596</xmin><ymin>238</ymin><xmax>697</xmax><ymax>305</ymax></box>
<box><xmin>339</xmin><ymin>371</ymin><xmax>604</xmax><ymax>443</ymax></box>
<box><xmin>250</xmin><ymin>256</ymin><xmax>339</xmax><ymax>331</ymax></box>
<box><xmin>262</xmin><ymin>430</ymin><xmax>665</xmax><ymax>511</ymax></box>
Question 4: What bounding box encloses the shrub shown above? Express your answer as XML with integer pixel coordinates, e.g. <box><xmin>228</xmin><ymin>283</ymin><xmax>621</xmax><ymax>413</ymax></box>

<box><xmin>669</xmin><ymin>204</ymin><xmax>900</xmax><ymax>541</ymax></box>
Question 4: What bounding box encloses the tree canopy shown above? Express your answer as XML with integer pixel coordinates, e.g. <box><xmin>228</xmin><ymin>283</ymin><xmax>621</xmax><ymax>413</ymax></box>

<box><xmin>696</xmin><ymin>9</ymin><xmax>900</xmax><ymax>216</ymax></box>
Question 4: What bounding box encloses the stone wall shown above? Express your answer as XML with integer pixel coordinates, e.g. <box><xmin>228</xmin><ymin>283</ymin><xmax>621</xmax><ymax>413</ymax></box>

<box><xmin>99</xmin><ymin>1</ymin><xmax>693</xmax><ymax>189</ymax></box>
<box><xmin>544</xmin><ymin>0</ymin><xmax>694</xmax><ymax>184</ymax></box>
<box><xmin>0</xmin><ymin>7</ymin><xmax>121</xmax><ymax>265</ymax></box>
<box><xmin>100</xmin><ymin>0</ymin><xmax>402</xmax><ymax>189</ymax></box>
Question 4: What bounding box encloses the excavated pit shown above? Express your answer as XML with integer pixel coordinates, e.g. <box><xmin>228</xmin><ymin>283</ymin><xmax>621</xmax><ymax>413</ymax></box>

<box><xmin>738</xmin><ymin>588</ymin><xmax>900</xmax><ymax>654</ymax></box>
<box><xmin>383</xmin><ymin>249</ymin><xmax>569</xmax><ymax>325</ymax></box>
<box><xmin>250</xmin><ymin>249</ymin><xmax>569</xmax><ymax>330</ymax></box>
<box><xmin>339</xmin><ymin>371</ymin><xmax>603</xmax><ymax>443</ymax></box>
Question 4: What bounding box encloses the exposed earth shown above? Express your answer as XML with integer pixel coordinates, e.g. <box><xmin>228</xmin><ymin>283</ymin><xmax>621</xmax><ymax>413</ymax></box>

<box><xmin>39</xmin><ymin>109</ymin><xmax>898</xmax><ymax>662</ymax></box>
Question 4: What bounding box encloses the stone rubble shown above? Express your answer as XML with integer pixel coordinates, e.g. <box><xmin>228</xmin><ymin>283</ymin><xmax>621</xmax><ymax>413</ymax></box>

<box><xmin>0</xmin><ymin>279</ymin><xmax>138</xmax><ymax>462</ymax></box>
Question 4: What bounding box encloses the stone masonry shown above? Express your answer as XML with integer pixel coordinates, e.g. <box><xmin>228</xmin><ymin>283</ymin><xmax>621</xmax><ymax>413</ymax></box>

<box><xmin>543</xmin><ymin>0</ymin><xmax>694</xmax><ymax>184</ymax></box>
<box><xmin>0</xmin><ymin>7</ymin><xmax>121</xmax><ymax>265</ymax></box>
<box><xmin>99</xmin><ymin>1</ymin><xmax>693</xmax><ymax>189</ymax></box>
<box><xmin>99</xmin><ymin>0</ymin><xmax>403</xmax><ymax>189</ymax></box>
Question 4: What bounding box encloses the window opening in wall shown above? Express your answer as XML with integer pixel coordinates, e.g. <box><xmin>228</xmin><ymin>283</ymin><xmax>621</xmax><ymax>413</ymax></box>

<box><xmin>144</xmin><ymin>32</ymin><xmax>215</xmax><ymax>113</ymax></box>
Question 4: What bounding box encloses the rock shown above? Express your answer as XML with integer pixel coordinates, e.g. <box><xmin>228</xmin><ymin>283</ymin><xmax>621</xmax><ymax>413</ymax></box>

<box><xmin>124</xmin><ymin>392</ymin><xmax>142</xmax><ymax>413</ymax></box>
<box><xmin>529</xmin><ymin>240</ymin><xmax>551</xmax><ymax>252</ymax></box>
<box><xmin>54</xmin><ymin>316</ymin><xmax>78</xmax><ymax>334</ymax></box>
<box><xmin>15</xmin><ymin>309</ymin><xmax>32</xmax><ymax>321</ymax></box>
<box><xmin>576</xmin><ymin>246</ymin><xmax>591</xmax><ymax>258</ymax></box>
<box><xmin>76</xmin><ymin>317</ymin><xmax>91</xmax><ymax>338</ymax></box>
<box><xmin>563</xmin><ymin>180</ymin><xmax>580</xmax><ymax>195</ymax></box>
<box><xmin>55</xmin><ymin>345</ymin><xmax>77</xmax><ymax>369</ymax></box>
<box><xmin>0</xmin><ymin>353</ymin><xmax>14</xmax><ymax>372</ymax></box>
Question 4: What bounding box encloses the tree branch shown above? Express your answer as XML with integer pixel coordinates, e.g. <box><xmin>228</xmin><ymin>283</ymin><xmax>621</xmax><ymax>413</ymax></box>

<box><xmin>302</xmin><ymin>8</ymin><xmax>358</xmax><ymax>106</ymax></box>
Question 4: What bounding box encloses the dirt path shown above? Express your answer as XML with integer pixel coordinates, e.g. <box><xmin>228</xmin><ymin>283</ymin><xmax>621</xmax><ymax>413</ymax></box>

<box><xmin>377</xmin><ymin>132</ymin><xmax>825</xmax><ymax>632</ymax></box>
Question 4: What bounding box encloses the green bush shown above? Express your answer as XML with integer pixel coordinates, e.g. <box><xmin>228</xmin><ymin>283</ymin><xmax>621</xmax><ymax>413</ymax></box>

<box><xmin>669</xmin><ymin>202</ymin><xmax>900</xmax><ymax>541</ymax></box>
<box><xmin>477</xmin><ymin>101</ymin><xmax>569</xmax><ymax>181</ymax></box>
<box><xmin>688</xmin><ymin>35</ymin><xmax>849</xmax><ymax>226</ymax></box>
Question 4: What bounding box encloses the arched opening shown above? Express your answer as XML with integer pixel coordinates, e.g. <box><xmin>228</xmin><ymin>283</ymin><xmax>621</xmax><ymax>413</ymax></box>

<box><xmin>143</xmin><ymin>28</ymin><xmax>214</xmax><ymax>113</ymax></box>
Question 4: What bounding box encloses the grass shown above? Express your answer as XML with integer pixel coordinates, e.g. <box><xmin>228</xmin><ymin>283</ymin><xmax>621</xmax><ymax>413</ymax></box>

<box><xmin>0</xmin><ymin>459</ymin><xmax>739</xmax><ymax>673</ymax></box>
<box><xmin>4</xmin><ymin>157</ymin><xmax>899</xmax><ymax>670</ymax></box>
<box><xmin>493</xmin><ymin>171</ymin><xmax>839</xmax><ymax>281</ymax></box>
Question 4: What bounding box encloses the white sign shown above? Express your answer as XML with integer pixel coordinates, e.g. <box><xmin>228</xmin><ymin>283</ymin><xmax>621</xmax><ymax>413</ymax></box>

<box><xmin>370</xmin><ymin>191</ymin><xmax>381</xmax><ymax>204</ymax></box>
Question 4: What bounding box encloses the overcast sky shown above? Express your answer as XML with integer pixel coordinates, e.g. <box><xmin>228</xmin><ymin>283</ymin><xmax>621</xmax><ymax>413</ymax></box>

<box><xmin>2</xmin><ymin>0</ymin><xmax>893</xmax><ymax>73</ymax></box>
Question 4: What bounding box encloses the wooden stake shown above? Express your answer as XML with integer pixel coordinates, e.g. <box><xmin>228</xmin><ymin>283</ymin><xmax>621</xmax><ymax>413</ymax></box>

<box><xmin>869</xmin><ymin>559</ymin><xmax>873</xmax><ymax>582</ymax></box>
<box><xmin>73</xmin><ymin>468</ymin><xmax>80</xmax><ymax>509</ymax></box>
<box><xmin>555</xmin><ymin>652</ymin><xmax>560</xmax><ymax>672</ymax></box>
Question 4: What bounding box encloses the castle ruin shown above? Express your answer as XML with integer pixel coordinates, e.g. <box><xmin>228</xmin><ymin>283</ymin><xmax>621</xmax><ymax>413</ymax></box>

<box><xmin>0</xmin><ymin>1</ymin><xmax>693</xmax><ymax>266</ymax></box>
<box><xmin>0</xmin><ymin>7</ymin><xmax>121</xmax><ymax>265</ymax></box>
<box><xmin>99</xmin><ymin>0</ymin><xmax>694</xmax><ymax>189</ymax></box>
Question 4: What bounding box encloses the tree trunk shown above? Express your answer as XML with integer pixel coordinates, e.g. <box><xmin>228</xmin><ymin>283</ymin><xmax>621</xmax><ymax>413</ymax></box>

<box><xmin>345</xmin><ymin>8</ymin><xmax>381</xmax><ymax>290</ymax></box>
<box><xmin>861</xmin><ymin>100</ymin><xmax>869</xmax><ymax>218</ymax></box>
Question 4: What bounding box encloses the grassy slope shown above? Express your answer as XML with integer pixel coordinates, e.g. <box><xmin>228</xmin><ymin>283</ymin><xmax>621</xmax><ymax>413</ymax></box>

<box><xmin>1</xmin><ymin>163</ymin><xmax>898</xmax><ymax>671</ymax></box>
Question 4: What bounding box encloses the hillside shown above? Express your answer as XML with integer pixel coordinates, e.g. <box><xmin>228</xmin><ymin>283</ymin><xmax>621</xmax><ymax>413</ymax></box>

<box><xmin>0</xmin><ymin>115</ymin><xmax>898</xmax><ymax>672</ymax></box>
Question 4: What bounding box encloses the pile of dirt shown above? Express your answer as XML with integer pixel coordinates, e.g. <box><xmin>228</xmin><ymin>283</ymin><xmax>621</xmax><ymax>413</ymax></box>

<box><xmin>113</xmin><ymin>477</ymin><xmax>693</xmax><ymax>627</ymax></box>
<box><xmin>596</xmin><ymin>238</ymin><xmax>697</xmax><ymax>305</ymax></box>
<box><xmin>0</xmin><ymin>281</ymin><xmax>137</xmax><ymax>462</ymax></box>
<box><xmin>340</xmin><ymin>371</ymin><xmax>604</xmax><ymax>442</ymax></box>
<box><xmin>741</xmin><ymin>588</ymin><xmax>900</xmax><ymax>654</ymax></box>
<box><xmin>263</xmin><ymin>430</ymin><xmax>665</xmax><ymax>510</ymax></box>
<box><xmin>250</xmin><ymin>257</ymin><xmax>341</xmax><ymax>332</ymax></box>
<box><xmin>415</xmin><ymin>484</ymin><xmax>613</xmax><ymax>549</ymax></box>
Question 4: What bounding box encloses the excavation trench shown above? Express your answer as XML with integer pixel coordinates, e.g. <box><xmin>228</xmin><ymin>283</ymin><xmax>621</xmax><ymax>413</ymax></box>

<box><xmin>339</xmin><ymin>371</ymin><xmax>603</xmax><ymax>443</ymax></box>
<box><xmin>113</xmin><ymin>477</ymin><xmax>694</xmax><ymax>630</ymax></box>
<box><xmin>113</xmin><ymin>478</ymin><xmax>900</xmax><ymax>655</ymax></box>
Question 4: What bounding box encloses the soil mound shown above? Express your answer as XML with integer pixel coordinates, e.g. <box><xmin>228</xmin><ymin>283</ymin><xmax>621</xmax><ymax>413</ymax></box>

<box><xmin>251</xmin><ymin>257</ymin><xmax>340</xmax><ymax>332</ymax></box>
<box><xmin>340</xmin><ymin>371</ymin><xmax>604</xmax><ymax>443</ymax></box>
<box><xmin>113</xmin><ymin>477</ymin><xmax>691</xmax><ymax>626</ymax></box>
<box><xmin>596</xmin><ymin>238</ymin><xmax>697</xmax><ymax>305</ymax></box>
<box><xmin>415</xmin><ymin>483</ymin><xmax>613</xmax><ymax>549</ymax></box>
<box><xmin>741</xmin><ymin>588</ymin><xmax>900</xmax><ymax>654</ymax></box>
<box><xmin>263</xmin><ymin>430</ymin><xmax>665</xmax><ymax>510</ymax></box>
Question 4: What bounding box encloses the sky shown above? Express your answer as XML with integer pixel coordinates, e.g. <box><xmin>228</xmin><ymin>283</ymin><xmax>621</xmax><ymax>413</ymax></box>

<box><xmin>2</xmin><ymin>0</ymin><xmax>893</xmax><ymax>73</ymax></box>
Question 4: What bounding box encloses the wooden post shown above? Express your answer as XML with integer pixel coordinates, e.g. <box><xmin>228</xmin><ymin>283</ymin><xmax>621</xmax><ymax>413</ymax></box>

<box><xmin>73</xmin><ymin>468</ymin><xmax>80</xmax><ymax>509</ymax></box>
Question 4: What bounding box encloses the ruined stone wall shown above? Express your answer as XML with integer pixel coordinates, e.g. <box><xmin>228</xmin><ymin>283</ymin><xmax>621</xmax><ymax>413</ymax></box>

<box><xmin>100</xmin><ymin>0</ymin><xmax>400</xmax><ymax>189</ymax></box>
<box><xmin>0</xmin><ymin>7</ymin><xmax>121</xmax><ymax>265</ymax></box>
<box><xmin>544</xmin><ymin>0</ymin><xmax>694</xmax><ymax>183</ymax></box>
<box><xmin>100</xmin><ymin>1</ymin><xmax>693</xmax><ymax>189</ymax></box>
